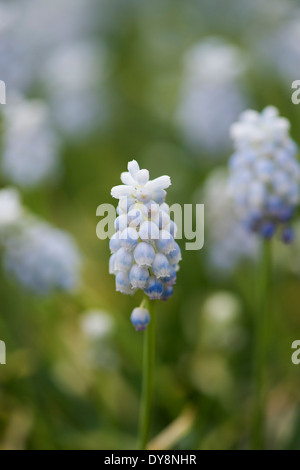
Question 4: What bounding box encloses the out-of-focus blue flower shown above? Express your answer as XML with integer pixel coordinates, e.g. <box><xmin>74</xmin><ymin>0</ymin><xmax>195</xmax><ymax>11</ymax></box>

<box><xmin>228</xmin><ymin>107</ymin><xmax>300</xmax><ymax>242</ymax></box>
<box><xmin>1</xmin><ymin>98</ymin><xmax>60</xmax><ymax>188</ymax></box>
<box><xmin>40</xmin><ymin>40</ymin><xmax>110</xmax><ymax>138</ymax></box>
<box><xmin>109</xmin><ymin>160</ymin><xmax>182</xmax><ymax>329</ymax></box>
<box><xmin>177</xmin><ymin>37</ymin><xmax>249</xmax><ymax>156</ymax></box>
<box><xmin>3</xmin><ymin>219</ymin><xmax>81</xmax><ymax>295</ymax></box>
<box><xmin>130</xmin><ymin>307</ymin><xmax>150</xmax><ymax>331</ymax></box>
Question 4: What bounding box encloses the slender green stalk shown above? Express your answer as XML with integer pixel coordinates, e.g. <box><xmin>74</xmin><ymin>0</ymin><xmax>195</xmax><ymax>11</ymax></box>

<box><xmin>252</xmin><ymin>239</ymin><xmax>272</xmax><ymax>450</ymax></box>
<box><xmin>139</xmin><ymin>300</ymin><xmax>156</xmax><ymax>450</ymax></box>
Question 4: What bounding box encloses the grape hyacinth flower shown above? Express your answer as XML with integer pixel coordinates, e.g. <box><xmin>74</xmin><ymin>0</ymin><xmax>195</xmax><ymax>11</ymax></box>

<box><xmin>1</xmin><ymin>97</ymin><xmax>60</xmax><ymax>188</ymax></box>
<box><xmin>228</xmin><ymin>106</ymin><xmax>300</xmax><ymax>449</ymax></box>
<box><xmin>130</xmin><ymin>307</ymin><xmax>151</xmax><ymax>331</ymax></box>
<box><xmin>228</xmin><ymin>106</ymin><xmax>300</xmax><ymax>243</ymax></box>
<box><xmin>41</xmin><ymin>40</ymin><xmax>110</xmax><ymax>138</ymax></box>
<box><xmin>109</xmin><ymin>160</ymin><xmax>181</xmax><ymax>450</ymax></box>
<box><xmin>3</xmin><ymin>219</ymin><xmax>81</xmax><ymax>295</ymax></box>
<box><xmin>109</xmin><ymin>160</ymin><xmax>182</xmax><ymax>331</ymax></box>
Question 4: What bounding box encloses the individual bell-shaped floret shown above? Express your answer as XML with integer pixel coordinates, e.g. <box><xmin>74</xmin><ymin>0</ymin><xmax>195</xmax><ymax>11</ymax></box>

<box><xmin>228</xmin><ymin>106</ymin><xmax>300</xmax><ymax>243</ymax></box>
<box><xmin>144</xmin><ymin>277</ymin><xmax>164</xmax><ymax>300</ymax></box>
<box><xmin>133</xmin><ymin>242</ymin><xmax>156</xmax><ymax>267</ymax></box>
<box><xmin>120</xmin><ymin>227</ymin><xmax>139</xmax><ymax>251</ymax></box>
<box><xmin>130</xmin><ymin>307</ymin><xmax>150</xmax><ymax>331</ymax></box>
<box><xmin>116</xmin><ymin>272</ymin><xmax>135</xmax><ymax>295</ymax></box>
<box><xmin>129</xmin><ymin>264</ymin><xmax>150</xmax><ymax>289</ymax></box>
<box><xmin>114</xmin><ymin>248</ymin><xmax>134</xmax><ymax>272</ymax></box>
<box><xmin>152</xmin><ymin>253</ymin><xmax>172</xmax><ymax>279</ymax></box>
<box><xmin>109</xmin><ymin>231</ymin><xmax>122</xmax><ymax>253</ymax></box>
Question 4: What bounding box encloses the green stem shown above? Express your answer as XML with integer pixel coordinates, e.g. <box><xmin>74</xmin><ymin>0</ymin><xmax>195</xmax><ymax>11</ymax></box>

<box><xmin>252</xmin><ymin>239</ymin><xmax>272</xmax><ymax>450</ymax></box>
<box><xmin>139</xmin><ymin>299</ymin><xmax>156</xmax><ymax>450</ymax></box>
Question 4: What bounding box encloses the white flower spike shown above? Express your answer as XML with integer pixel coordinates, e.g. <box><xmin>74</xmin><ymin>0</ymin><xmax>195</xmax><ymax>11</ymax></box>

<box><xmin>109</xmin><ymin>160</ymin><xmax>182</xmax><ymax>330</ymax></box>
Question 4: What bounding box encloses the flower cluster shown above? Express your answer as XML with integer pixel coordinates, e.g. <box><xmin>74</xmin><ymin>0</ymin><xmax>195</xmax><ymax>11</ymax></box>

<box><xmin>109</xmin><ymin>160</ymin><xmax>182</xmax><ymax>330</ymax></box>
<box><xmin>0</xmin><ymin>0</ymin><xmax>98</xmax><ymax>96</ymax></box>
<box><xmin>177</xmin><ymin>37</ymin><xmax>248</xmax><ymax>155</ymax></box>
<box><xmin>1</xmin><ymin>98</ymin><xmax>60</xmax><ymax>188</ymax></box>
<box><xmin>3</xmin><ymin>218</ymin><xmax>81</xmax><ymax>295</ymax></box>
<box><xmin>228</xmin><ymin>106</ymin><xmax>300</xmax><ymax>242</ymax></box>
<box><xmin>41</xmin><ymin>40</ymin><xmax>109</xmax><ymax>139</ymax></box>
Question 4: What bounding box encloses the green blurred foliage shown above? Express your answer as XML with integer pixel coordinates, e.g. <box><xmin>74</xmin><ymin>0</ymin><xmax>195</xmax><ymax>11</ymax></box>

<box><xmin>1</xmin><ymin>0</ymin><xmax>300</xmax><ymax>450</ymax></box>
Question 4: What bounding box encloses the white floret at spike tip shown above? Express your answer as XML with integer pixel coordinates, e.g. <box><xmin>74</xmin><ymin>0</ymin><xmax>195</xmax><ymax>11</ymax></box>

<box><xmin>109</xmin><ymin>160</ymin><xmax>182</xmax><ymax>330</ymax></box>
<box><xmin>228</xmin><ymin>107</ymin><xmax>300</xmax><ymax>244</ymax></box>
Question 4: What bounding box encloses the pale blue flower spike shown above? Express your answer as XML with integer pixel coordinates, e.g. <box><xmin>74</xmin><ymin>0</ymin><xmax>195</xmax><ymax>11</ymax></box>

<box><xmin>168</xmin><ymin>242</ymin><xmax>182</xmax><ymax>265</ymax></box>
<box><xmin>3</xmin><ymin>222</ymin><xmax>81</xmax><ymax>295</ymax></box>
<box><xmin>110</xmin><ymin>160</ymin><xmax>182</xmax><ymax>326</ymax></box>
<box><xmin>109</xmin><ymin>232</ymin><xmax>122</xmax><ymax>253</ymax></box>
<box><xmin>129</xmin><ymin>265</ymin><xmax>150</xmax><ymax>289</ymax></box>
<box><xmin>115</xmin><ymin>272</ymin><xmax>135</xmax><ymax>295</ymax></box>
<box><xmin>228</xmin><ymin>106</ymin><xmax>300</xmax><ymax>242</ymax></box>
<box><xmin>120</xmin><ymin>227</ymin><xmax>139</xmax><ymax>251</ymax></box>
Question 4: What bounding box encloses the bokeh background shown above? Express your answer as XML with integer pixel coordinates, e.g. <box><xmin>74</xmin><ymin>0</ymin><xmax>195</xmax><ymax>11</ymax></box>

<box><xmin>0</xmin><ymin>0</ymin><xmax>300</xmax><ymax>450</ymax></box>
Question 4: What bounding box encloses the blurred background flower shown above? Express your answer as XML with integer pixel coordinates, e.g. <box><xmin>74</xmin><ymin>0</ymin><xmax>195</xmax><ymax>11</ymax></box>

<box><xmin>228</xmin><ymin>107</ymin><xmax>300</xmax><ymax>242</ymax></box>
<box><xmin>1</xmin><ymin>97</ymin><xmax>60</xmax><ymax>187</ymax></box>
<box><xmin>3</xmin><ymin>218</ymin><xmax>81</xmax><ymax>295</ymax></box>
<box><xmin>176</xmin><ymin>37</ymin><xmax>250</xmax><ymax>157</ymax></box>
<box><xmin>1</xmin><ymin>0</ymin><xmax>300</xmax><ymax>451</ymax></box>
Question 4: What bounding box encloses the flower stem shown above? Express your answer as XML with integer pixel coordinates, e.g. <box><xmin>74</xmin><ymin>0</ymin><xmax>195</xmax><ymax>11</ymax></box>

<box><xmin>252</xmin><ymin>239</ymin><xmax>272</xmax><ymax>450</ymax></box>
<box><xmin>139</xmin><ymin>299</ymin><xmax>156</xmax><ymax>450</ymax></box>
